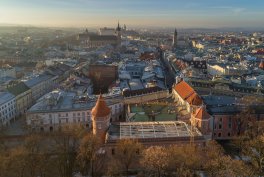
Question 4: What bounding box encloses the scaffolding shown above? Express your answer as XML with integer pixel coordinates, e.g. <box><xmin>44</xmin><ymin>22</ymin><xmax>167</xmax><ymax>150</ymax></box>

<box><xmin>107</xmin><ymin>121</ymin><xmax>202</xmax><ymax>140</ymax></box>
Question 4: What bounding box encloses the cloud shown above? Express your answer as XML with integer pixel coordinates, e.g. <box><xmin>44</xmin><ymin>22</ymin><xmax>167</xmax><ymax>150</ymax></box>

<box><xmin>211</xmin><ymin>6</ymin><xmax>233</xmax><ymax>9</ymax></box>
<box><xmin>232</xmin><ymin>8</ymin><xmax>245</xmax><ymax>15</ymax></box>
<box><xmin>210</xmin><ymin>6</ymin><xmax>246</xmax><ymax>15</ymax></box>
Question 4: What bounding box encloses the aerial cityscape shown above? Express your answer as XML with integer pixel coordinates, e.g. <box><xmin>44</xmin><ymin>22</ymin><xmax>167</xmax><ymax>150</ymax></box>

<box><xmin>0</xmin><ymin>0</ymin><xmax>264</xmax><ymax>177</ymax></box>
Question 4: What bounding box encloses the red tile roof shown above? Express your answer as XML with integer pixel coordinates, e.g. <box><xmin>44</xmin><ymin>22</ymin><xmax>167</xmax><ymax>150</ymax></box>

<box><xmin>91</xmin><ymin>94</ymin><xmax>111</xmax><ymax>118</ymax></box>
<box><xmin>174</xmin><ymin>80</ymin><xmax>195</xmax><ymax>100</ymax></box>
<box><xmin>259</xmin><ymin>60</ymin><xmax>264</xmax><ymax>70</ymax></box>
<box><xmin>194</xmin><ymin>106</ymin><xmax>211</xmax><ymax>120</ymax></box>
<box><xmin>186</xmin><ymin>92</ymin><xmax>203</xmax><ymax>105</ymax></box>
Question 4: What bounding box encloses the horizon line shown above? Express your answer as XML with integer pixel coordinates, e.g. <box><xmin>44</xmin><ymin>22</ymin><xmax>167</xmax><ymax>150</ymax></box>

<box><xmin>1</xmin><ymin>23</ymin><xmax>264</xmax><ymax>30</ymax></box>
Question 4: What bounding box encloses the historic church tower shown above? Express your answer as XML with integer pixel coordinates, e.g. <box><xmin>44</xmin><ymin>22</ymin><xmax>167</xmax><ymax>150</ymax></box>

<box><xmin>116</xmin><ymin>21</ymin><xmax>122</xmax><ymax>46</ymax></box>
<box><xmin>172</xmin><ymin>28</ymin><xmax>178</xmax><ymax>48</ymax></box>
<box><xmin>91</xmin><ymin>94</ymin><xmax>111</xmax><ymax>142</ymax></box>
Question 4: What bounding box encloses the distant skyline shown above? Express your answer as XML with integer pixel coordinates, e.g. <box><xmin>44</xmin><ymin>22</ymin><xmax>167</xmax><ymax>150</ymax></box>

<box><xmin>0</xmin><ymin>0</ymin><xmax>264</xmax><ymax>28</ymax></box>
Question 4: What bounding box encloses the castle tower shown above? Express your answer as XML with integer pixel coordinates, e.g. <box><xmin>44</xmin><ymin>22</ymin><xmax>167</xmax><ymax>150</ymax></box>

<box><xmin>91</xmin><ymin>94</ymin><xmax>111</xmax><ymax>142</ymax></box>
<box><xmin>173</xmin><ymin>28</ymin><xmax>178</xmax><ymax>48</ymax></box>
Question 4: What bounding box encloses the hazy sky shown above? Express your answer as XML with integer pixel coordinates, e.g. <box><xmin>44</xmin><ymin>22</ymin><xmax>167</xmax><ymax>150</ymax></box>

<box><xmin>0</xmin><ymin>0</ymin><xmax>264</xmax><ymax>28</ymax></box>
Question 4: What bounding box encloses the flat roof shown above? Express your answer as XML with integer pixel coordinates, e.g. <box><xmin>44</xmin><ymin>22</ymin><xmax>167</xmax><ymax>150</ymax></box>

<box><xmin>24</xmin><ymin>74</ymin><xmax>54</xmax><ymax>88</ymax></box>
<box><xmin>129</xmin><ymin>104</ymin><xmax>178</xmax><ymax>122</ymax></box>
<box><xmin>107</xmin><ymin>121</ymin><xmax>202</xmax><ymax>141</ymax></box>
<box><xmin>28</xmin><ymin>91</ymin><xmax>123</xmax><ymax>113</ymax></box>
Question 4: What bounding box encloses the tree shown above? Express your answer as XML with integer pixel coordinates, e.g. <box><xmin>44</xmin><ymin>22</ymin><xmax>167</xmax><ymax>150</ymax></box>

<box><xmin>235</xmin><ymin>95</ymin><xmax>264</xmax><ymax>136</ymax></box>
<box><xmin>51</xmin><ymin>125</ymin><xmax>86</xmax><ymax>177</ymax></box>
<box><xmin>168</xmin><ymin>144</ymin><xmax>203</xmax><ymax>176</ymax></box>
<box><xmin>242</xmin><ymin>135</ymin><xmax>264</xmax><ymax>176</ymax></box>
<box><xmin>140</xmin><ymin>146</ymin><xmax>169</xmax><ymax>177</ymax></box>
<box><xmin>204</xmin><ymin>141</ymin><xmax>251</xmax><ymax>177</ymax></box>
<box><xmin>205</xmin><ymin>155</ymin><xmax>251</xmax><ymax>177</ymax></box>
<box><xmin>5</xmin><ymin>146</ymin><xmax>28</xmax><ymax>177</ymax></box>
<box><xmin>23</xmin><ymin>135</ymin><xmax>44</xmax><ymax>177</ymax></box>
<box><xmin>114</xmin><ymin>139</ymin><xmax>142</xmax><ymax>176</ymax></box>
<box><xmin>77</xmin><ymin>133</ymin><xmax>103</xmax><ymax>177</ymax></box>
<box><xmin>0</xmin><ymin>141</ymin><xmax>8</xmax><ymax>177</ymax></box>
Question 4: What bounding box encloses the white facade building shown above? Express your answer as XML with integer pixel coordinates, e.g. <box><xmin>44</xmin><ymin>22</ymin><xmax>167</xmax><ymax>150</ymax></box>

<box><xmin>26</xmin><ymin>90</ymin><xmax>124</xmax><ymax>132</ymax></box>
<box><xmin>0</xmin><ymin>92</ymin><xmax>16</xmax><ymax>127</ymax></box>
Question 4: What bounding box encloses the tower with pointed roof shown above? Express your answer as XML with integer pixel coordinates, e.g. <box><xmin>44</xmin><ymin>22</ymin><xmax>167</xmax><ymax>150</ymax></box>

<box><xmin>172</xmin><ymin>28</ymin><xmax>178</xmax><ymax>48</ymax></box>
<box><xmin>116</xmin><ymin>21</ymin><xmax>122</xmax><ymax>46</ymax></box>
<box><xmin>91</xmin><ymin>94</ymin><xmax>111</xmax><ymax>142</ymax></box>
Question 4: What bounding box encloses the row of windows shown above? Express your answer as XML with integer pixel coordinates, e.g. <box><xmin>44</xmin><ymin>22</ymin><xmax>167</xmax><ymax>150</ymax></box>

<box><xmin>50</xmin><ymin>111</ymin><xmax>91</xmax><ymax>118</ymax></box>
<box><xmin>214</xmin><ymin>117</ymin><xmax>232</xmax><ymax>130</ymax></box>
<box><xmin>0</xmin><ymin>102</ymin><xmax>15</xmax><ymax>110</ymax></box>
<box><xmin>38</xmin><ymin>117</ymin><xmax>90</xmax><ymax>125</ymax></box>
<box><xmin>36</xmin><ymin>123</ymin><xmax>90</xmax><ymax>132</ymax></box>
<box><xmin>214</xmin><ymin>132</ymin><xmax>231</xmax><ymax>138</ymax></box>
<box><xmin>0</xmin><ymin>111</ymin><xmax>15</xmax><ymax>120</ymax></box>
<box><xmin>0</xmin><ymin>106</ymin><xmax>15</xmax><ymax>114</ymax></box>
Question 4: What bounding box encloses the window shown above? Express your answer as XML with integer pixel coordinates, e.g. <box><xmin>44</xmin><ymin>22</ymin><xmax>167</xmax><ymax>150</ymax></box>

<box><xmin>218</xmin><ymin>124</ymin><xmax>222</xmax><ymax>129</ymax></box>
<box><xmin>73</xmin><ymin>113</ymin><xmax>76</xmax><ymax>117</ymax></box>
<box><xmin>218</xmin><ymin>133</ymin><xmax>221</xmax><ymax>137</ymax></box>
<box><xmin>228</xmin><ymin>132</ymin><xmax>231</xmax><ymax>137</ymax></box>
<box><xmin>98</xmin><ymin>124</ymin><xmax>102</xmax><ymax>129</ymax></box>
<box><xmin>228</xmin><ymin>117</ymin><xmax>232</xmax><ymax>129</ymax></box>
<box><xmin>66</xmin><ymin>113</ymin><xmax>68</xmax><ymax>117</ymax></box>
<box><xmin>112</xmin><ymin>149</ymin><xmax>115</xmax><ymax>155</ymax></box>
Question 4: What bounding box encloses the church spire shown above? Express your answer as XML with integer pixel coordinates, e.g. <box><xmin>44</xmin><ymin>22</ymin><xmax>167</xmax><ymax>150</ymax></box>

<box><xmin>117</xmin><ymin>20</ymin><xmax>121</xmax><ymax>31</ymax></box>
<box><xmin>174</xmin><ymin>28</ymin><xmax>177</xmax><ymax>35</ymax></box>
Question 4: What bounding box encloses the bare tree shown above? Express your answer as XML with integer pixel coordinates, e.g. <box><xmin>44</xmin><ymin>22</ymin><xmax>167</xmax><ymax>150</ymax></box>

<box><xmin>236</xmin><ymin>95</ymin><xmax>264</xmax><ymax>136</ymax></box>
<box><xmin>204</xmin><ymin>141</ymin><xmax>251</xmax><ymax>177</ymax></box>
<box><xmin>114</xmin><ymin>139</ymin><xmax>142</xmax><ymax>176</ymax></box>
<box><xmin>140</xmin><ymin>146</ymin><xmax>169</xmax><ymax>177</ymax></box>
<box><xmin>5</xmin><ymin>146</ymin><xmax>28</xmax><ymax>177</ymax></box>
<box><xmin>76</xmin><ymin>133</ymin><xmax>103</xmax><ymax>177</ymax></box>
<box><xmin>51</xmin><ymin>125</ymin><xmax>86</xmax><ymax>177</ymax></box>
<box><xmin>168</xmin><ymin>144</ymin><xmax>203</xmax><ymax>176</ymax></box>
<box><xmin>242</xmin><ymin>135</ymin><xmax>264</xmax><ymax>176</ymax></box>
